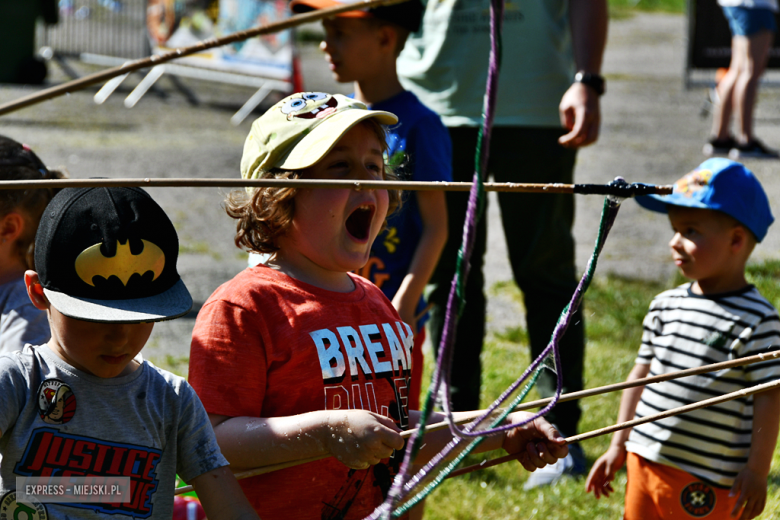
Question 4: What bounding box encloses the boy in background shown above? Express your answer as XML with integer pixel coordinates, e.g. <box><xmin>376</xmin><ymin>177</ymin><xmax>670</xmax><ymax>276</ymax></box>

<box><xmin>585</xmin><ymin>159</ymin><xmax>780</xmax><ymax>520</ymax></box>
<box><xmin>289</xmin><ymin>0</ymin><xmax>452</xmax><ymax>410</ymax></box>
<box><xmin>0</xmin><ymin>135</ymin><xmax>65</xmax><ymax>353</ymax></box>
<box><xmin>0</xmin><ymin>186</ymin><xmax>258</xmax><ymax>520</ymax></box>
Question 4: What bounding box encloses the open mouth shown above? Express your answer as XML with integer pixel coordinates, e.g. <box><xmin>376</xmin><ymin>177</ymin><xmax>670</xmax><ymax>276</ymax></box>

<box><xmin>346</xmin><ymin>205</ymin><xmax>374</xmax><ymax>241</ymax></box>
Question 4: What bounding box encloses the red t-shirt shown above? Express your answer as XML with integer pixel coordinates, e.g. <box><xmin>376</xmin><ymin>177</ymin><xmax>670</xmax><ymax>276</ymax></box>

<box><xmin>189</xmin><ymin>266</ymin><xmax>413</xmax><ymax>520</ymax></box>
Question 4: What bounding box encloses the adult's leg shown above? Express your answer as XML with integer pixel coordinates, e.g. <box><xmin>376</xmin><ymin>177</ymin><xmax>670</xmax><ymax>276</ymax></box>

<box><xmin>733</xmin><ymin>30</ymin><xmax>773</xmax><ymax>143</ymax></box>
<box><xmin>711</xmin><ymin>37</ymin><xmax>742</xmax><ymax>141</ymax></box>
<box><xmin>490</xmin><ymin>127</ymin><xmax>583</xmax><ymax>436</ymax></box>
<box><xmin>426</xmin><ymin>126</ymin><xmax>486</xmax><ymax>412</ymax></box>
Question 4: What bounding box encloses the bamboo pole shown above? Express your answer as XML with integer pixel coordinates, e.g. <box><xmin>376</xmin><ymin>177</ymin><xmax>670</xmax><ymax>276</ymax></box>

<box><xmin>175</xmin><ymin>455</ymin><xmax>328</xmax><ymax>495</ymax></box>
<box><xmin>0</xmin><ymin>178</ymin><xmax>673</xmax><ymax>196</ymax></box>
<box><xmin>0</xmin><ymin>0</ymin><xmax>410</xmax><ymax>117</ymax></box>
<box><xmin>174</xmin><ymin>350</ymin><xmax>780</xmax><ymax>493</ymax></box>
<box><xmin>448</xmin><ymin>378</ymin><xmax>780</xmax><ymax>478</ymax></box>
<box><xmin>510</xmin><ymin>349</ymin><xmax>780</xmax><ymax>414</ymax></box>
<box><xmin>390</xmin><ymin>350</ymin><xmax>780</xmax><ymax>440</ymax></box>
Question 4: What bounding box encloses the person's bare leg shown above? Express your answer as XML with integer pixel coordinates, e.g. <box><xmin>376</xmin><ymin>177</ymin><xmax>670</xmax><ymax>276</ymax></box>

<box><xmin>733</xmin><ymin>30</ymin><xmax>773</xmax><ymax>144</ymax></box>
<box><xmin>711</xmin><ymin>37</ymin><xmax>743</xmax><ymax>141</ymax></box>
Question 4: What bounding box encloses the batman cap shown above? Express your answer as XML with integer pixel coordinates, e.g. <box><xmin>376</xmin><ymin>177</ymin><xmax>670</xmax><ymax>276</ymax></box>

<box><xmin>35</xmin><ymin>187</ymin><xmax>193</xmax><ymax>323</ymax></box>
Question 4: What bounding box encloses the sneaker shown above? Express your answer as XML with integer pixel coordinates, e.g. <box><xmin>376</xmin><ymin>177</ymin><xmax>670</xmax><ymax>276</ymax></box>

<box><xmin>728</xmin><ymin>139</ymin><xmax>780</xmax><ymax>160</ymax></box>
<box><xmin>523</xmin><ymin>451</ymin><xmax>573</xmax><ymax>490</ymax></box>
<box><xmin>702</xmin><ymin>136</ymin><xmax>736</xmax><ymax>157</ymax></box>
<box><xmin>522</xmin><ymin>443</ymin><xmax>587</xmax><ymax>490</ymax></box>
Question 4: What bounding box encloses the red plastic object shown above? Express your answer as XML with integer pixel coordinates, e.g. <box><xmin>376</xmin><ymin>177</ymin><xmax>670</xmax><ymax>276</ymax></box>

<box><xmin>173</xmin><ymin>495</ymin><xmax>206</xmax><ymax>520</ymax></box>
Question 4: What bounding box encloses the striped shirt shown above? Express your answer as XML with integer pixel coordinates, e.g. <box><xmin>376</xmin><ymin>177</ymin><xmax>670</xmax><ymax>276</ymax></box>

<box><xmin>626</xmin><ymin>283</ymin><xmax>780</xmax><ymax>487</ymax></box>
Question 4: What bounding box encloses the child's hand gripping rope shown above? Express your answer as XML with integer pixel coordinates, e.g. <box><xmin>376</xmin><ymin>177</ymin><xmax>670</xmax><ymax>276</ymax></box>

<box><xmin>321</xmin><ymin>410</ymin><xmax>404</xmax><ymax>470</ymax></box>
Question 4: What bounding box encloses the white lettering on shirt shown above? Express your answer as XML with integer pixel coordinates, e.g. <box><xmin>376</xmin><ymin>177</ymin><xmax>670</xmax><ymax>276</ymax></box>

<box><xmin>337</xmin><ymin>326</ymin><xmax>372</xmax><ymax>376</ymax></box>
<box><xmin>310</xmin><ymin>328</ymin><xmax>346</xmax><ymax>380</ymax></box>
<box><xmin>359</xmin><ymin>324</ymin><xmax>392</xmax><ymax>374</ymax></box>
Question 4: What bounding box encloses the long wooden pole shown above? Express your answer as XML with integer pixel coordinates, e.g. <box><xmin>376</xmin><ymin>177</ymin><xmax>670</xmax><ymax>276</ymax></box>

<box><xmin>391</xmin><ymin>349</ymin><xmax>780</xmax><ymax>440</ymax></box>
<box><xmin>447</xmin><ymin>378</ymin><xmax>780</xmax><ymax>479</ymax></box>
<box><xmin>510</xmin><ymin>349</ymin><xmax>780</xmax><ymax>414</ymax></box>
<box><xmin>174</xmin><ymin>350</ymin><xmax>780</xmax><ymax>493</ymax></box>
<box><xmin>0</xmin><ymin>0</ymin><xmax>410</xmax><ymax>117</ymax></box>
<box><xmin>0</xmin><ymin>178</ymin><xmax>673</xmax><ymax>196</ymax></box>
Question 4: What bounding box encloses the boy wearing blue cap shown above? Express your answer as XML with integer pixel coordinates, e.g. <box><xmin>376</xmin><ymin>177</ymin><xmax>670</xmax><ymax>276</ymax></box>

<box><xmin>585</xmin><ymin>159</ymin><xmax>780</xmax><ymax>520</ymax></box>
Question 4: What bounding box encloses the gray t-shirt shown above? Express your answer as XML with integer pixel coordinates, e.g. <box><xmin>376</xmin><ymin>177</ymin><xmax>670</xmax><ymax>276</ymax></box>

<box><xmin>0</xmin><ymin>278</ymin><xmax>49</xmax><ymax>354</ymax></box>
<box><xmin>0</xmin><ymin>345</ymin><xmax>228</xmax><ymax>519</ymax></box>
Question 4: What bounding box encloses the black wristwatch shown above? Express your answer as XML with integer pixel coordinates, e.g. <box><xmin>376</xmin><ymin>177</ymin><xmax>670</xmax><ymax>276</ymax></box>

<box><xmin>574</xmin><ymin>71</ymin><xmax>606</xmax><ymax>96</ymax></box>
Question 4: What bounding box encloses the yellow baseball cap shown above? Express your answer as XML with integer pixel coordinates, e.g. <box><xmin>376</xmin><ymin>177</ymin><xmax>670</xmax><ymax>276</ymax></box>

<box><xmin>240</xmin><ymin>92</ymin><xmax>398</xmax><ymax>181</ymax></box>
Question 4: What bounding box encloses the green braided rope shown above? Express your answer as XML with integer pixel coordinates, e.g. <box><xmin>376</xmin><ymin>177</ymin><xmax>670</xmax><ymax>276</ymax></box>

<box><xmin>391</xmin><ymin>196</ymin><xmax>617</xmax><ymax>515</ymax></box>
<box><xmin>392</xmin><ymin>369</ymin><xmax>543</xmax><ymax>517</ymax></box>
<box><xmin>543</xmin><ymin>196</ymin><xmax>612</xmax><ymax>373</ymax></box>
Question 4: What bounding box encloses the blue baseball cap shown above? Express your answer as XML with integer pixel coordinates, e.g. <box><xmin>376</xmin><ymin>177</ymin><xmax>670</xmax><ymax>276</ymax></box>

<box><xmin>635</xmin><ymin>158</ymin><xmax>774</xmax><ymax>242</ymax></box>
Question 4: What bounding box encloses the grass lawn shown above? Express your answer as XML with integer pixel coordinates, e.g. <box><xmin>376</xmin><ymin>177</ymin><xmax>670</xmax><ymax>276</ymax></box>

<box><xmin>414</xmin><ymin>260</ymin><xmax>780</xmax><ymax>519</ymax></box>
<box><xmin>152</xmin><ymin>261</ymin><xmax>780</xmax><ymax>518</ymax></box>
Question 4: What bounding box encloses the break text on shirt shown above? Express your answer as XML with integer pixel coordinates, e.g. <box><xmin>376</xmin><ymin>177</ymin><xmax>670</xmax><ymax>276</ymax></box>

<box><xmin>311</xmin><ymin>321</ymin><xmax>414</xmax><ymax>423</ymax></box>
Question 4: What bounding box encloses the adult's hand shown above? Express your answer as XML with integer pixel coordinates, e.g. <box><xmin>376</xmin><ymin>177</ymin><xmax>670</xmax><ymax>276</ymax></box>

<box><xmin>502</xmin><ymin>412</ymin><xmax>569</xmax><ymax>472</ymax></box>
<box><xmin>558</xmin><ymin>82</ymin><xmax>601</xmax><ymax>148</ymax></box>
<box><xmin>562</xmin><ymin>0</ymin><xmax>608</xmax><ymax>148</ymax></box>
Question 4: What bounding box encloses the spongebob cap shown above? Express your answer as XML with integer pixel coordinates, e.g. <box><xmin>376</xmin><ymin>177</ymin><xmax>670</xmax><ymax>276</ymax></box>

<box><xmin>635</xmin><ymin>158</ymin><xmax>773</xmax><ymax>242</ymax></box>
<box><xmin>240</xmin><ymin>92</ymin><xmax>398</xmax><ymax>182</ymax></box>
<box><xmin>35</xmin><ymin>187</ymin><xmax>193</xmax><ymax>323</ymax></box>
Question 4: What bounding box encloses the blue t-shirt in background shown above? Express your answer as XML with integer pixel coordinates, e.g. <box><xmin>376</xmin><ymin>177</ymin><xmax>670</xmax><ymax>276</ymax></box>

<box><xmin>358</xmin><ymin>90</ymin><xmax>452</xmax><ymax>330</ymax></box>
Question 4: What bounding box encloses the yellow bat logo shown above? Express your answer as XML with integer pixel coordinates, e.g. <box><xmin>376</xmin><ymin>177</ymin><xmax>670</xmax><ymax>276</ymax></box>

<box><xmin>75</xmin><ymin>240</ymin><xmax>165</xmax><ymax>287</ymax></box>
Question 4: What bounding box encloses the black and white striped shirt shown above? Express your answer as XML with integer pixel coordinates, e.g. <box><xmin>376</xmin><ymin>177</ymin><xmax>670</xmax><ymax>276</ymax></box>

<box><xmin>626</xmin><ymin>283</ymin><xmax>780</xmax><ymax>487</ymax></box>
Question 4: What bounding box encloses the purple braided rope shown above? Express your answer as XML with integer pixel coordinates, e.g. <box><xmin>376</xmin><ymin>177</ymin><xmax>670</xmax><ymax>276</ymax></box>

<box><xmin>392</xmin><ymin>197</ymin><xmax>622</xmax><ymax>506</ymax></box>
<box><xmin>366</xmin><ymin>1</ymin><xmax>504</xmax><ymax>517</ymax></box>
<box><xmin>438</xmin><ymin>0</ymin><xmax>503</xmax><ymax>436</ymax></box>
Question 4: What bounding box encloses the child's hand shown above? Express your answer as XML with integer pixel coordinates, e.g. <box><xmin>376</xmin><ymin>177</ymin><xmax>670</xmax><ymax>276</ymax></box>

<box><xmin>585</xmin><ymin>445</ymin><xmax>626</xmax><ymax>499</ymax></box>
<box><xmin>501</xmin><ymin>412</ymin><xmax>569</xmax><ymax>472</ymax></box>
<box><xmin>322</xmin><ymin>410</ymin><xmax>404</xmax><ymax>470</ymax></box>
<box><xmin>391</xmin><ymin>292</ymin><xmax>418</xmax><ymax>332</ymax></box>
<box><xmin>730</xmin><ymin>467</ymin><xmax>767</xmax><ymax>519</ymax></box>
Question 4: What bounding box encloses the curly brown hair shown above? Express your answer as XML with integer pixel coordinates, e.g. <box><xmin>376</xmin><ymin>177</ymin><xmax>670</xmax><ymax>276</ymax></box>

<box><xmin>0</xmin><ymin>136</ymin><xmax>67</xmax><ymax>268</ymax></box>
<box><xmin>226</xmin><ymin>119</ymin><xmax>403</xmax><ymax>255</ymax></box>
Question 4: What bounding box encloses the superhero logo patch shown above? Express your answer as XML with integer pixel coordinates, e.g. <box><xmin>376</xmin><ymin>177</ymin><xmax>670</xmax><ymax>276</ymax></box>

<box><xmin>674</xmin><ymin>169</ymin><xmax>713</xmax><ymax>198</ymax></box>
<box><xmin>0</xmin><ymin>491</ymin><xmax>48</xmax><ymax>520</ymax></box>
<box><xmin>680</xmin><ymin>481</ymin><xmax>716</xmax><ymax>517</ymax></box>
<box><xmin>37</xmin><ymin>379</ymin><xmax>76</xmax><ymax>425</ymax></box>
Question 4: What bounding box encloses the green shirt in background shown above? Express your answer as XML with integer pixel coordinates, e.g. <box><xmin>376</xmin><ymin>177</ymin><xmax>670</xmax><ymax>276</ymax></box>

<box><xmin>397</xmin><ymin>0</ymin><xmax>574</xmax><ymax>128</ymax></box>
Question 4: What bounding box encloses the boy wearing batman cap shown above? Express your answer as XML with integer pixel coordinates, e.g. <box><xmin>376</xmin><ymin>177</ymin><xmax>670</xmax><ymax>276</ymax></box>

<box><xmin>586</xmin><ymin>159</ymin><xmax>780</xmax><ymax>520</ymax></box>
<box><xmin>0</xmin><ymin>187</ymin><xmax>258</xmax><ymax>520</ymax></box>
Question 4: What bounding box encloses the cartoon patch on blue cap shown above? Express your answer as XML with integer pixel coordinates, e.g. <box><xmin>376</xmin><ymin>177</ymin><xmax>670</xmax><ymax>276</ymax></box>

<box><xmin>673</xmin><ymin>168</ymin><xmax>714</xmax><ymax>198</ymax></box>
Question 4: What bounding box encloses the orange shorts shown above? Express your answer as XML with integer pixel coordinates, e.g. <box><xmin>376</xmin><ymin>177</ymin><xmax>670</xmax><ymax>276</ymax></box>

<box><xmin>625</xmin><ymin>452</ymin><xmax>739</xmax><ymax>519</ymax></box>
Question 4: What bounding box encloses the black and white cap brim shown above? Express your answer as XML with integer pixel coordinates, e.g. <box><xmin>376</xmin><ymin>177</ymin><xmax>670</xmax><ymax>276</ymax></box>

<box><xmin>44</xmin><ymin>278</ymin><xmax>193</xmax><ymax>324</ymax></box>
